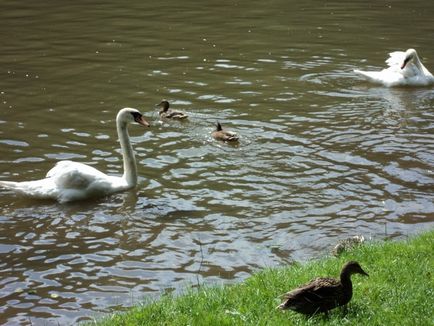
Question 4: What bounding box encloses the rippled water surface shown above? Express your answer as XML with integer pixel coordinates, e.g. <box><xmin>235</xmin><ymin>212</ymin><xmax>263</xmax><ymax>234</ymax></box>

<box><xmin>1</xmin><ymin>0</ymin><xmax>434</xmax><ymax>324</ymax></box>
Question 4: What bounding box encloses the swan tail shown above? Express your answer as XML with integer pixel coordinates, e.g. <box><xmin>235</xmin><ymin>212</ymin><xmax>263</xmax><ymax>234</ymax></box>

<box><xmin>0</xmin><ymin>179</ymin><xmax>57</xmax><ymax>199</ymax></box>
<box><xmin>354</xmin><ymin>69</ymin><xmax>384</xmax><ymax>82</ymax></box>
<box><xmin>0</xmin><ymin>180</ymin><xmax>23</xmax><ymax>190</ymax></box>
<box><xmin>354</xmin><ymin>69</ymin><xmax>375</xmax><ymax>79</ymax></box>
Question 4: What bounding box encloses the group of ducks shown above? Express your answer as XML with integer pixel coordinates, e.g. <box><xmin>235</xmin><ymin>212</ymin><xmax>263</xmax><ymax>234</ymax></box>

<box><xmin>157</xmin><ymin>100</ymin><xmax>239</xmax><ymax>142</ymax></box>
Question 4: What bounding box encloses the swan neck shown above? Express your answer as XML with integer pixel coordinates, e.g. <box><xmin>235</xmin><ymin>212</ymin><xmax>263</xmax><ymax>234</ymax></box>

<box><xmin>117</xmin><ymin>120</ymin><xmax>137</xmax><ymax>187</ymax></box>
<box><xmin>412</xmin><ymin>53</ymin><xmax>424</xmax><ymax>70</ymax></box>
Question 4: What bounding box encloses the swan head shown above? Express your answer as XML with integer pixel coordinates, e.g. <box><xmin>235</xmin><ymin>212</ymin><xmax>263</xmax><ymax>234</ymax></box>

<box><xmin>156</xmin><ymin>100</ymin><xmax>170</xmax><ymax>112</ymax></box>
<box><xmin>117</xmin><ymin>108</ymin><xmax>150</xmax><ymax>127</ymax></box>
<box><xmin>401</xmin><ymin>48</ymin><xmax>418</xmax><ymax>69</ymax></box>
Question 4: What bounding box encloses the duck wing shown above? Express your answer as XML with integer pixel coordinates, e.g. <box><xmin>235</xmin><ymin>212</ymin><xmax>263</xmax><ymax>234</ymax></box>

<box><xmin>279</xmin><ymin>277</ymin><xmax>342</xmax><ymax>314</ymax></box>
<box><xmin>165</xmin><ymin>110</ymin><xmax>188</xmax><ymax>119</ymax></box>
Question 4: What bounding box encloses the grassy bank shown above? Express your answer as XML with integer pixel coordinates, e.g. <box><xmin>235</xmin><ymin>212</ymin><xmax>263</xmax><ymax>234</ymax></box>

<box><xmin>98</xmin><ymin>231</ymin><xmax>434</xmax><ymax>325</ymax></box>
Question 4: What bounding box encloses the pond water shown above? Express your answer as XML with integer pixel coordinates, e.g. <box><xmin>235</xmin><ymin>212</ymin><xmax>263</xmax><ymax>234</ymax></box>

<box><xmin>1</xmin><ymin>0</ymin><xmax>433</xmax><ymax>324</ymax></box>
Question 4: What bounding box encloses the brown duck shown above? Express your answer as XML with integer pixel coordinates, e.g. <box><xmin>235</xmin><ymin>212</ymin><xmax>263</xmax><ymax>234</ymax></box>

<box><xmin>211</xmin><ymin>122</ymin><xmax>239</xmax><ymax>142</ymax></box>
<box><xmin>332</xmin><ymin>235</ymin><xmax>365</xmax><ymax>257</ymax></box>
<box><xmin>277</xmin><ymin>261</ymin><xmax>368</xmax><ymax>315</ymax></box>
<box><xmin>157</xmin><ymin>100</ymin><xmax>188</xmax><ymax>120</ymax></box>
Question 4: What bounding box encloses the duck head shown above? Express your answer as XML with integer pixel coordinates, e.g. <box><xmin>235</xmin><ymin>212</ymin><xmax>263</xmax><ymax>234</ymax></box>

<box><xmin>342</xmin><ymin>261</ymin><xmax>369</xmax><ymax>277</ymax></box>
<box><xmin>157</xmin><ymin>100</ymin><xmax>170</xmax><ymax>112</ymax></box>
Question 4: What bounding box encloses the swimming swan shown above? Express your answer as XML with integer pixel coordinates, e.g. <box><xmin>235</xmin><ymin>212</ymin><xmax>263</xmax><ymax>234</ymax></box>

<box><xmin>354</xmin><ymin>48</ymin><xmax>434</xmax><ymax>87</ymax></box>
<box><xmin>0</xmin><ymin>108</ymin><xmax>150</xmax><ymax>203</ymax></box>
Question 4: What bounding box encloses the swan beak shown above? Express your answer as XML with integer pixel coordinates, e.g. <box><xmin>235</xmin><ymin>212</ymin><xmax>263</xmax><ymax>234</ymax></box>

<box><xmin>135</xmin><ymin>115</ymin><xmax>150</xmax><ymax>127</ymax></box>
<box><xmin>401</xmin><ymin>57</ymin><xmax>410</xmax><ymax>69</ymax></box>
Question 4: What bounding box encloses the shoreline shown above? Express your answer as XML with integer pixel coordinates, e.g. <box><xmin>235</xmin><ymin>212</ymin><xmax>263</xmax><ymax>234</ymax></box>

<box><xmin>95</xmin><ymin>229</ymin><xmax>434</xmax><ymax>325</ymax></box>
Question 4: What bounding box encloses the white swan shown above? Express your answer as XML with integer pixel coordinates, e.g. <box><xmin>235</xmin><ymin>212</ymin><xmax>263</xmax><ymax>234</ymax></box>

<box><xmin>354</xmin><ymin>48</ymin><xmax>434</xmax><ymax>87</ymax></box>
<box><xmin>0</xmin><ymin>108</ymin><xmax>150</xmax><ymax>203</ymax></box>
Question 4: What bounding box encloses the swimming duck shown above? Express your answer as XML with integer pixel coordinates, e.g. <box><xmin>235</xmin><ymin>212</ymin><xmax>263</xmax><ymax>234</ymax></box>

<box><xmin>354</xmin><ymin>48</ymin><xmax>434</xmax><ymax>87</ymax></box>
<box><xmin>332</xmin><ymin>235</ymin><xmax>365</xmax><ymax>257</ymax></box>
<box><xmin>157</xmin><ymin>100</ymin><xmax>188</xmax><ymax>120</ymax></box>
<box><xmin>277</xmin><ymin>261</ymin><xmax>368</xmax><ymax>315</ymax></box>
<box><xmin>211</xmin><ymin>122</ymin><xmax>239</xmax><ymax>142</ymax></box>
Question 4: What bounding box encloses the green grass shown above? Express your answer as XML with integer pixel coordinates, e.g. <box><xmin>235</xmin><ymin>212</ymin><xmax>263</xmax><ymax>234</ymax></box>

<box><xmin>97</xmin><ymin>230</ymin><xmax>434</xmax><ymax>325</ymax></box>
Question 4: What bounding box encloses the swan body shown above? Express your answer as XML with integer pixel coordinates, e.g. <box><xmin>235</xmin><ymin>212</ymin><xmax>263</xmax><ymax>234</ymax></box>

<box><xmin>211</xmin><ymin>122</ymin><xmax>239</xmax><ymax>142</ymax></box>
<box><xmin>354</xmin><ymin>49</ymin><xmax>434</xmax><ymax>87</ymax></box>
<box><xmin>0</xmin><ymin>108</ymin><xmax>149</xmax><ymax>203</ymax></box>
<box><xmin>157</xmin><ymin>100</ymin><xmax>188</xmax><ymax>120</ymax></box>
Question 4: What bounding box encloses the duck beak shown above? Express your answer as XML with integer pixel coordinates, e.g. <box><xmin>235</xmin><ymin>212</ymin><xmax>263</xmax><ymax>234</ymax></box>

<box><xmin>135</xmin><ymin>115</ymin><xmax>150</xmax><ymax>127</ymax></box>
<box><xmin>360</xmin><ymin>269</ymin><xmax>369</xmax><ymax>277</ymax></box>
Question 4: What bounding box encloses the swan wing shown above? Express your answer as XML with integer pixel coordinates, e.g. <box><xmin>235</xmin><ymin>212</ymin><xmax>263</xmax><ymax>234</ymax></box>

<box><xmin>0</xmin><ymin>161</ymin><xmax>125</xmax><ymax>202</ymax></box>
<box><xmin>47</xmin><ymin>161</ymin><xmax>129</xmax><ymax>202</ymax></box>
<box><xmin>386</xmin><ymin>51</ymin><xmax>430</xmax><ymax>80</ymax></box>
<box><xmin>47</xmin><ymin>160</ymin><xmax>108</xmax><ymax>189</ymax></box>
<box><xmin>386</xmin><ymin>51</ymin><xmax>406</xmax><ymax>68</ymax></box>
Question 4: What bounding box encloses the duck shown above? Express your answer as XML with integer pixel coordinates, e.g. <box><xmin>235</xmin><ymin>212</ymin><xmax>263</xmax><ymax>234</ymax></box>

<box><xmin>332</xmin><ymin>235</ymin><xmax>365</xmax><ymax>257</ymax></box>
<box><xmin>157</xmin><ymin>100</ymin><xmax>188</xmax><ymax>120</ymax></box>
<box><xmin>0</xmin><ymin>108</ymin><xmax>150</xmax><ymax>203</ymax></box>
<box><xmin>354</xmin><ymin>48</ymin><xmax>434</xmax><ymax>87</ymax></box>
<box><xmin>277</xmin><ymin>261</ymin><xmax>368</xmax><ymax>315</ymax></box>
<box><xmin>211</xmin><ymin>122</ymin><xmax>239</xmax><ymax>142</ymax></box>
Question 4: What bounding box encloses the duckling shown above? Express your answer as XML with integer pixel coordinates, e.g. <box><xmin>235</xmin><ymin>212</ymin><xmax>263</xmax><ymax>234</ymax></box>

<box><xmin>157</xmin><ymin>100</ymin><xmax>188</xmax><ymax>120</ymax></box>
<box><xmin>332</xmin><ymin>235</ymin><xmax>365</xmax><ymax>257</ymax></box>
<box><xmin>277</xmin><ymin>261</ymin><xmax>368</xmax><ymax>315</ymax></box>
<box><xmin>211</xmin><ymin>122</ymin><xmax>239</xmax><ymax>142</ymax></box>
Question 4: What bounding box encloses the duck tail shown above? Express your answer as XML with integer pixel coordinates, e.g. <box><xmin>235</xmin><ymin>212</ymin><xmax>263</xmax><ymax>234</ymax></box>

<box><xmin>276</xmin><ymin>302</ymin><xmax>287</xmax><ymax>310</ymax></box>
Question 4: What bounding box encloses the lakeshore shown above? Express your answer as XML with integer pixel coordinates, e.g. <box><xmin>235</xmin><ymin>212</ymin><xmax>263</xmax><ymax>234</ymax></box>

<box><xmin>97</xmin><ymin>230</ymin><xmax>434</xmax><ymax>325</ymax></box>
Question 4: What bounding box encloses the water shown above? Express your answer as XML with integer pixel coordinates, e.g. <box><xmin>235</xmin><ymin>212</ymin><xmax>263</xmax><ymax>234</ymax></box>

<box><xmin>1</xmin><ymin>0</ymin><xmax>434</xmax><ymax>324</ymax></box>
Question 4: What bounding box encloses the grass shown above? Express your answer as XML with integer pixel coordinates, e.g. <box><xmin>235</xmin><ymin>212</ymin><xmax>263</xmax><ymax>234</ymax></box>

<box><xmin>97</xmin><ymin>230</ymin><xmax>434</xmax><ymax>325</ymax></box>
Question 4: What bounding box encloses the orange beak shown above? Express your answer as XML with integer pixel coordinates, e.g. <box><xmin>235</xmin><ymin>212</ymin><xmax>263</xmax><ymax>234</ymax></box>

<box><xmin>135</xmin><ymin>115</ymin><xmax>150</xmax><ymax>127</ymax></box>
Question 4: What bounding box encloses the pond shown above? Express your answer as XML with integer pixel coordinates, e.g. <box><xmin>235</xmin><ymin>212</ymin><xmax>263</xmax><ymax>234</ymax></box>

<box><xmin>1</xmin><ymin>0</ymin><xmax>433</xmax><ymax>324</ymax></box>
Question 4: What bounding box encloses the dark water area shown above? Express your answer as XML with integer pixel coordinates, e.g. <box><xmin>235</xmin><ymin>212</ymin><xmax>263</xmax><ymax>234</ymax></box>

<box><xmin>1</xmin><ymin>0</ymin><xmax>433</xmax><ymax>324</ymax></box>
